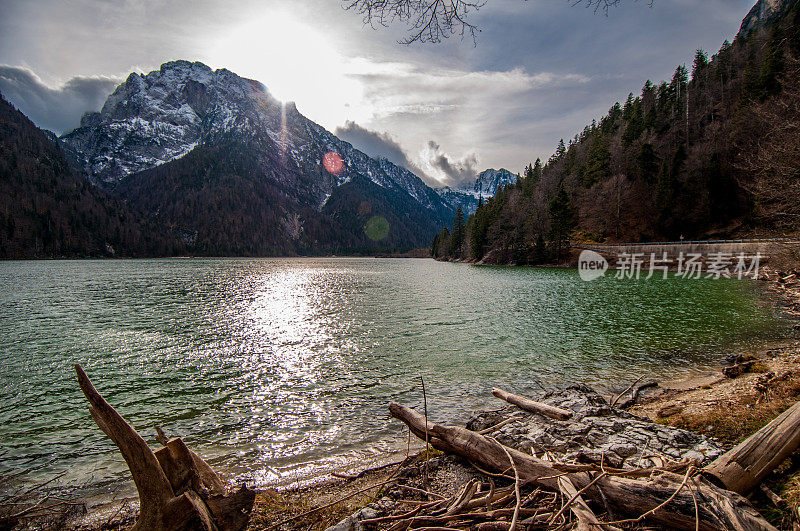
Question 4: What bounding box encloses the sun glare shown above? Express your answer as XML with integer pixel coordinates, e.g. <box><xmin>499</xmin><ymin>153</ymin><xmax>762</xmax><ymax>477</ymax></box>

<box><xmin>205</xmin><ymin>11</ymin><xmax>369</xmax><ymax>130</ymax></box>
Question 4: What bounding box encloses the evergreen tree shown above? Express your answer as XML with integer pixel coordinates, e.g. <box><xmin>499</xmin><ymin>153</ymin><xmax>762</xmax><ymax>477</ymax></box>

<box><xmin>655</xmin><ymin>145</ymin><xmax>686</xmax><ymax>236</ymax></box>
<box><xmin>760</xmin><ymin>31</ymin><xmax>785</xmax><ymax>98</ymax></box>
<box><xmin>470</xmin><ymin>202</ymin><xmax>489</xmax><ymax>260</ymax></box>
<box><xmin>623</xmin><ymin>93</ymin><xmax>635</xmax><ymax>120</ymax></box>
<box><xmin>635</xmin><ymin>143</ymin><xmax>660</xmax><ymax>182</ymax></box>
<box><xmin>437</xmin><ymin>227</ymin><xmax>451</xmax><ymax>258</ymax></box>
<box><xmin>547</xmin><ymin>186</ymin><xmax>575</xmax><ymax>259</ymax></box>
<box><xmin>533</xmin><ymin>234</ymin><xmax>547</xmax><ymax>264</ymax></box>
<box><xmin>430</xmin><ymin>232</ymin><xmax>440</xmax><ymax>258</ymax></box>
<box><xmin>671</xmin><ymin>65</ymin><xmax>689</xmax><ymax>97</ymax></box>
<box><xmin>524</xmin><ymin>163</ymin><xmax>534</xmax><ymax>182</ymax></box>
<box><xmin>523</xmin><ymin>158</ymin><xmax>542</xmax><ymax>197</ymax></box>
<box><xmin>741</xmin><ymin>58</ymin><xmax>762</xmax><ymax>101</ymax></box>
<box><xmin>449</xmin><ymin>206</ymin><xmax>466</xmax><ymax>256</ymax></box>
<box><xmin>583</xmin><ymin>134</ymin><xmax>611</xmax><ymax>186</ymax></box>
<box><xmin>692</xmin><ymin>49</ymin><xmax>708</xmax><ymax>80</ymax></box>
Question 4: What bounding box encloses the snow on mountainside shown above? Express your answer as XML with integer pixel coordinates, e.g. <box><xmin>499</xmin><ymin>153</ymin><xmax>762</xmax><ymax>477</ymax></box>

<box><xmin>471</xmin><ymin>168</ymin><xmax>517</xmax><ymax>197</ymax></box>
<box><xmin>61</xmin><ymin>60</ymin><xmax>443</xmax><ymax>214</ymax></box>
<box><xmin>436</xmin><ymin>168</ymin><xmax>517</xmax><ymax>215</ymax></box>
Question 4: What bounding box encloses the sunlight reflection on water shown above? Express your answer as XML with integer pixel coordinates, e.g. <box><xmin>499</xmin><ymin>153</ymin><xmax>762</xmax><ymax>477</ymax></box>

<box><xmin>0</xmin><ymin>257</ymin><xmax>787</xmax><ymax>497</ymax></box>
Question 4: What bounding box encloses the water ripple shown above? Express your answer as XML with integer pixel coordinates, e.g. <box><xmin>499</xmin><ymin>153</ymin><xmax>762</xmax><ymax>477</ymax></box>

<box><xmin>0</xmin><ymin>258</ymin><xmax>786</xmax><ymax>496</ymax></box>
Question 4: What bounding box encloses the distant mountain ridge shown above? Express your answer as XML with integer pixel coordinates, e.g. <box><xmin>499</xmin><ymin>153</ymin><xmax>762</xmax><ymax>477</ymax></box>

<box><xmin>60</xmin><ymin>60</ymin><xmax>455</xmax><ymax>255</ymax></box>
<box><xmin>436</xmin><ymin>168</ymin><xmax>517</xmax><ymax>215</ymax></box>
<box><xmin>471</xmin><ymin>169</ymin><xmax>518</xmax><ymax>197</ymax></box>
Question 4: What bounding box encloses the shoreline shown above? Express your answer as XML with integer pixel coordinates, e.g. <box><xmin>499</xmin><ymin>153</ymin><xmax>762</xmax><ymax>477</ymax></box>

<box><xmin>16</xmin><ymin>263</ymin><xmax>800</xmax><ymax>530</ymax></box>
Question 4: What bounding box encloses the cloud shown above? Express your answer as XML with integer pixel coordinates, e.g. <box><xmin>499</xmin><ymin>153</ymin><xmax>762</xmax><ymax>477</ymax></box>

<box><xmin>335</xmin><ymin>120</ymin><xmax>417</xmax><ymax>170</ymax></box>
<box><xmin>0</xmin><ymin>66</ymin><xmax>120</xmax><ymax>134</ymax></box>
<box><xmin>334</xmin><ymin>120</ymin><xmax>481</xmax><ymax>188</ymax></box>
<box><xmin>347</xmin><ymin>62</ymin><xmax>589</xmax><ymax>121</ymax></box>
<box><xmin>419</xmin><ymin>141</ymin><xmax>479</xmax><ymax>189</ymax></box>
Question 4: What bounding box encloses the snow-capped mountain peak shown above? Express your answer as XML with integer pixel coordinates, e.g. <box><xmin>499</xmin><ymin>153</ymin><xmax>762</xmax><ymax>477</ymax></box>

<box><xmin>61</xmin><ymin>60</ymin><xmax>445</xmax><ymax>216</ymax></box>
<box><xmin>435</xmin><ymin>168</ymin><xmax>517</xmax><ymax>216</ymax></box>
<box><xmin>469</xmin><ymin>168</ymin><xmax>517</xmax><ymax>197</ymax></box>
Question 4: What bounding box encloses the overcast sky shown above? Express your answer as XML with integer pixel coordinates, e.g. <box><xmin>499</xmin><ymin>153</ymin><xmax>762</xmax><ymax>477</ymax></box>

<box><xmin>0</xmin><ymin>0</ymin><xmax>755</xmax><ymax>187</ymax></box>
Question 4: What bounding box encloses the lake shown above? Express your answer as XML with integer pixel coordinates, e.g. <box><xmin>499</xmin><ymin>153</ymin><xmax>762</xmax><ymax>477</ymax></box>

<box><xmin>0</xmin><ymin>257</ymin><xmax>786</xmax><ymax>498</ymax></box>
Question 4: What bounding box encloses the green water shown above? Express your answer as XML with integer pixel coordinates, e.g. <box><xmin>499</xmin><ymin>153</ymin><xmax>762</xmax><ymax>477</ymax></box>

<box><xmin>0</xmin><ymin>258</ymin><xmax>786</xmax><ymax>496</ymax></box>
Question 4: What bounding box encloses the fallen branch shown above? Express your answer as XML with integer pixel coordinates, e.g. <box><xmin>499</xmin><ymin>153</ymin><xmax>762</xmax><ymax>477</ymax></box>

<box><xmin>617</xmin><ymin>381</ymin><xmax>658</xmax><ymax>410</ymax></box>
<box><xmin>491</xmin><ymin>388</ymin><xmax>573</xmax><ymax>420</ymax></box>
<box><xmin>492</xmin><ymin>439</ymin><xmax>521</xmax><ymax>530</ymax></box>
<box><xmin>542</xmin><ymin>452</ymin><xmax>616</xmax><ymax>531</ymax></box>
<box><xmin>389</xmin><ymin>402</ymin><xmax>775</xmax><ymax>530</ymax></box>
<box><xmin>610</xmin><ymin>375</ymin><xmax>645</xmax><ymax>407</ymax></box>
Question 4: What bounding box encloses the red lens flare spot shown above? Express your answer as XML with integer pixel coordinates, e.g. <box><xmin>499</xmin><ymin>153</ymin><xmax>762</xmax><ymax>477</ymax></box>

<box><xmin>323</xmin><ymin>151</ymin><xmax>345</xmax><ymax>176</ymax></box>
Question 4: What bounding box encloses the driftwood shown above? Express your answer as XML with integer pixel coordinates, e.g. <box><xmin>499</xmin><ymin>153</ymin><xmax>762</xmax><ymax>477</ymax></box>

<box><xmin>617</xmin><ymin>380</ymin><xmax>658</xmax><ymax>409</ymax></box>
<box><xmin>705</xmin><ymin>400</ymin><xmax>800</xmax><ymax>494</ymax></box>
<box><xmin>75</xmin><ymin>364</ymin><xmax>254</xmax><ymax>531</ymax></box>
<box><xmin>723</xmin><ymin>361</ymin><xmax>756</xmax><ymax>378</ymax></box>
<box><xmin>491</xmin><ymin>388</ymin><xmax>573</xmax><ymax>420</ymax></box>
<box><xmin>389</xmin><ymin>402</ymin><xmax>775</xmax><ymax>531</ymax></box>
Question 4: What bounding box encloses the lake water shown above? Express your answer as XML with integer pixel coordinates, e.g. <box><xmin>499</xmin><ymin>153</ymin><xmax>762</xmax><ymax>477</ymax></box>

<box><xmin>0</xmin><ymin>258</ymin><xmax>786</xmax><ymax>499</ymax></box>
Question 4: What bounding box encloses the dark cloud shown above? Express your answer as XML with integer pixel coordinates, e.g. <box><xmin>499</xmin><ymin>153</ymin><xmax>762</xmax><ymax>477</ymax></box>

<box><xmin>334</xmin><ymin>120</ymin><xmax>482</xmax><ymax>188</ymax></box>
<box><xmin>335</xmin><ymin>120</ymin><xmax>441</xmax><ymax>186</ymax></box>
<box><xmin>335</xmin><ymin>121</ymin><xmax>414</xmax><ymax>169</ymax></box>
<box><xmin>421</xmin><ymin>141</ymin><xmax>479</xmax><ymax>189</ymax></box>
<box><xmin>0</xmin><ymin>66</ymin><xmax>119</xmax><ymax>134</ymax></box>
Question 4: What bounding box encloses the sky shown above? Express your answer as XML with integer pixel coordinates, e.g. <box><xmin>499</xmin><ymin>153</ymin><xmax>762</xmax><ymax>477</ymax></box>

<box><xmin>0</xmin><ymin>0</ymin><xmax>756</xmax><ymax>187</ymax></box>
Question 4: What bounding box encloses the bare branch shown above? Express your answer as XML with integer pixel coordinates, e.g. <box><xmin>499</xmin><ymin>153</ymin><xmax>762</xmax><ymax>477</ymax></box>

<box><xmin>343</xmin><ymin>0</ymin><xmax>654</xmax><ymax>43</ymax></box>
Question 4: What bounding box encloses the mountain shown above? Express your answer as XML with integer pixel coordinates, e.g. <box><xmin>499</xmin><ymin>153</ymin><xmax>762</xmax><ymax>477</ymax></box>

<box><xmin>436</xmin><ymin>168</ymin><xmax>517</xmax><ymax>215</ymax></box>
<box><xmin>433</xmin><ymin>0</ymin><xmax>800</xmax><ymax>264</ymax></box>
<box><xmin>0</xmin><ymin>93</ymin><xmax>181</xmax><ymax>258</ymax></box>
<box><xmin>740</xmin><ymin>0</ymin><xmax>798</xmax><ymax>35</ymax></box>
<box><xmin>61</xmin><ymin>61</ymin><xmax>453</xmax><ymax>255</ymax></box>
<box><xmin>472</xmin><ymin>169</ymin><xmax>518</xmax><ymax>197</ymax></box>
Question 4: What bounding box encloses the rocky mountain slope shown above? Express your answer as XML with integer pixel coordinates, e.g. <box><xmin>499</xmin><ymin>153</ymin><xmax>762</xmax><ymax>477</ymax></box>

<box><xmin>740</xmin><ymin>0</ymin><xmax>798</xmax><ymax>34</ymax></box>
<box><xmin>436</xmin><ymin>168</ymin><xmax>517</xmax><ymax>215</ymax></box>
<box><xmin>61</xmin><ymin>61</ymin><xmax>454</xmax><ymax>254</ymax></box>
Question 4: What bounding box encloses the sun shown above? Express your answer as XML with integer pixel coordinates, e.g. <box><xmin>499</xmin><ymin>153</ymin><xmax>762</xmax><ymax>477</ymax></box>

<box><xmin>204</xmin><ymin>10</ymin><xmax>369</xmax><ymax>130</ymax></box>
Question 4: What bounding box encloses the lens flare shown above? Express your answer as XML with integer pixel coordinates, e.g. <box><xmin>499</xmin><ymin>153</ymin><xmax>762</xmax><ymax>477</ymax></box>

<box><xmin>364</xmin><ymin>216</ymin><xmax>390</xmax><ymax>241</ymax></box>
<box><xmin>323</xmin><ymin>152</ymin><xmax>345</xmax><ymax>176</ymax></box>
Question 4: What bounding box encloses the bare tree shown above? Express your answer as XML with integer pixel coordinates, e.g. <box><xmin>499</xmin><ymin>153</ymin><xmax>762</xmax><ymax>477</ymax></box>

<box><xmin>343</xmin><ymin>0</ymin><xmax>653</xmax><ymax>44</ymax></box>
<box><xmin>737</xmin><ymin>56</ymin><xmax>800</xmax><ymax>231</ymax></box>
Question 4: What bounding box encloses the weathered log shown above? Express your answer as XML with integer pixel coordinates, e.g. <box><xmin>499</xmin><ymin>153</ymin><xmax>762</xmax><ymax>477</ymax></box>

<box><xmin>491</xmin><ymin>387</ymin><xmax>573</xmax><ymax>420</ymax></box>
<box><xmin>75</xmin><ymin>364</ymin><xmax>177</xmax><ymax>529</ymax></box>
<box><xmin>75</xmin><ymin>364</ymin><xmax>254</xmax><ymax>531</ymax></box>
<box><xmin>704</xmin><ymin>399</ymin><xmax>800</xmax><ymax>494</ymax></box>
<box><xmin>389</xmin><ymin>402</ymin><xmax>775</xmax><ymax>531</ymax></box>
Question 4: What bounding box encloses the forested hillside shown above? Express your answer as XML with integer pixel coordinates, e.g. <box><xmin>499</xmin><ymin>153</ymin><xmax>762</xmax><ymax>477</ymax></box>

<box><xmin>0</xmin><ymin>94</ymin><xmax>182</xmax><ymax>259</ymax></box>
<box><xmin>117</xmin><ymin>132</ymin><xmax>448</xmax><ymax>256</ymax></box>
<box><xmin>433</xmin><ymin>1</ymin><xmax>800</xmax><ymax>265</ymax></box>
